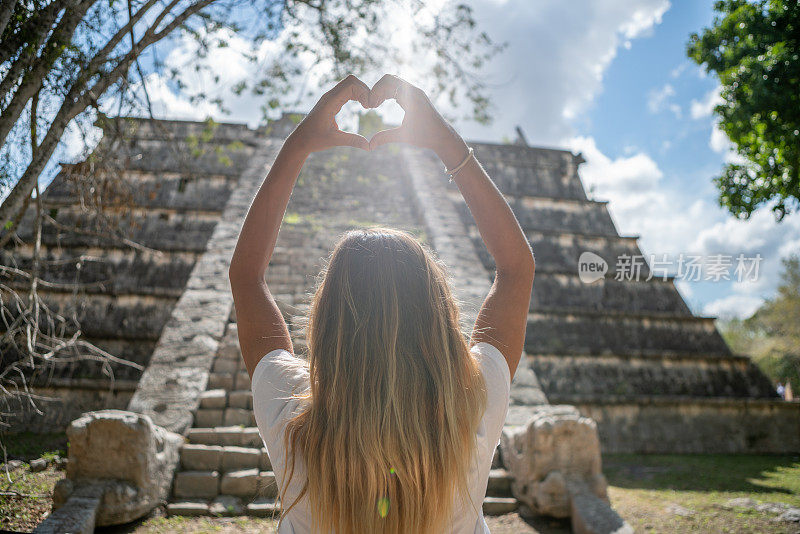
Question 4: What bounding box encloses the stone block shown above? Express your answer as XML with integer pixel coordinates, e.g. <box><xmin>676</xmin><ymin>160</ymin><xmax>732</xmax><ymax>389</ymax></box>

<box><xmin>228</xmin><ymin>391</ymin><xmax>253</xmax><ymax>409</ymax></box>
<box><xmin>247</xmin><ymin>498</ymin><xmax>279</xmax><ymax>517</ymax></box>
<box><xmin>217</xmin><ymin>332</ymin><xmax>242</xmax><ymax>361</ymax></box>
<box><xmin>569</xmin><ymin>485</ymin><xmax>633</xmax><ymax>534</ymax></box>
<box><xmin>181</xmin><ymin>444</ymin><xmax>223</xmax><ymax>471</ymax></box>
<box><xmin>241</xmin><ymin>427</ymin><xmax>263</xmax><ymax>447</ymax></box>
<box><xmin>235</xmin><ymin>372</ymin><xmax>251</xmax><ymax>390</ymax></box>
<box><xmin>195</xmin><ymin>409</ymin><xmax>224</xmax><ymax>427</ymax></box>
<box><xmin>215</xmin><ymin>427</ymin><xmax>245</xmax><ymax>446</ymax></box>
<box><xmin>173</xmin><ymin>471</ymin><xmax>219</xmax><ymax>499</ymax></box>
<box><xmin>213</xmin><ymin>358</ymin><xmax>238</xmax><ymax>374</ymax></box>
<box><xmin>199</xmin><ymin>389</ymin><xmax>227</xmax><ymax>409</ymax></box>
<box><xmin>220</xmin><ymin>469</ymin><xmax>259</xmax><ymax>497</ymax></box>
<box><xmin>187</xmin><ymin>429</ymin><xmax>218</xmax><ymax>445</ymax></box>
<box><xmin>491</xmin><ymin>446</ymin><xmax>502</xmax><ymax>469</ymax></box>
<box><xmin>167</xmin><ymin>500</ymin><xmax>210</xmax><ymax>517</ymax></box>
<box><xmin>482</xmin><ymin>497</ymin><xmax>518</xmax><ymax>515</ymax></box>
<box><xmin>487</xmin><ymin>469</ymin><xmax>513</xmax><ymax>496</ymax></box>
<box><xmin>34</xmin><ymin>483</ymin><xmax>102</xmax><ymax>534</ymax></box>
<box><xmin>258</xmin><ymin>471</ymin><xmax>278</xmax><ymax>498</ymax></box>
<box><xmin>55</xmin><ymin>410</ymin><xmax>182</xmax><ymax>526</ymax></box>
<box><xmin>208</xmin><ymin>373</ymin><xmax>234</xmax><ymax>390</ymax></box>
<box><xmin>221</xmin><ymin>446</ymin><xmax>261</xmax><ymax>471</ymax></box>
<box><xmin>500</xmin><ymin>405</ymin><xmax>607</xmax><ymax>518</ymax></box>
<box><xmin>30</xmin><ymin>458</ymin><xmax>48</xmax><ymax>472</ymax></box>
<box><xmin>210</xmin><ymin>495</ymin><xmax>244</xmax><ymax>516</ymax></box>
<box><xmin>224</xmin><ymin>408</ymin><xmax>252</xmax><ymax>426</ymax></box>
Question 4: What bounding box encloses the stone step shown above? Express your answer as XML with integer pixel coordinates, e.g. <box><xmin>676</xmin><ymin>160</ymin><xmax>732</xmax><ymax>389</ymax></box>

<box><xmin>483</xmin><ymin>496</ymin><xmax>519</xmax><ymax>515</ymax></box>
<box><xmin>173</xmin><ymin>469</ymin><xmax>277</xmax><ymax>499</ymax></box>
<box><xmin>195</xmin><ymin>407</ymin><xmax>255</xmax><ymax>427</ymax></box>
<box><xmin>198</xmin><ymin>389</ymin><xmax>253</xmax><ymax>408</ymax></box>
<box><xmin>168</xmin><ymin>495</ymin><xmax>519</xmax><ymax>518</ymax></box>
<box><xmin>168</xmin><ymin>496</ymin><xmax>279</xmax><ymax>518</ymax></box>
<box><xmin>173</xmin><ymin>465</ymin><xmax>513</xmax><ymax>513</ymax></box>
<box><xmin>187</xmin><ymin>426</ymin><xmax>263</xmax><ymax>448</ymax></box>
<box><xmin>204</xmin><ymin>372</ymin><xmax>251</xmax><ymax>391</ymax></box>
<box><xmin>486</xmin><ymin>469</ymin><xmax>513</xmax><ymax>497</ymax></box>
<box><xmin>180</xmin><ymin>444</ymin><xmax>271</xmax><ymax>471</ymax></box>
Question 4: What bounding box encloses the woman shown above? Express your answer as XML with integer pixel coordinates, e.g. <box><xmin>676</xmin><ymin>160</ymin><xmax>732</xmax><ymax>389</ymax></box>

<box><xmin>229</xmin><ymin>74</ymin><xmax>535</xmax><ymax>534</ymax></box>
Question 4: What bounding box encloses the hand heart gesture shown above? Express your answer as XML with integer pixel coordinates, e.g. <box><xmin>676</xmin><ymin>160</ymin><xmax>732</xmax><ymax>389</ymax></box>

<box><xmin>367</xmin><ymin>74</ymin><xmax>459</xmax><ymax>155</ymax></box>
<box><xmin>289</xmin><ymin>74</ymin><xmax>371</xmax><ymax>153</ymax></box>
<box><xmin>289</xmin><ymin>74</ymin><xmax>466</xmax><ymax>164</ymax></box>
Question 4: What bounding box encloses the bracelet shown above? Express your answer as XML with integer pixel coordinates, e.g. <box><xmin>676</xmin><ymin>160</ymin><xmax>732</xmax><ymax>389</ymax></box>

<box><xmin>444</xmin><ymin>146</ymin><xmax>475</xmax><ymax>182</ymax></box>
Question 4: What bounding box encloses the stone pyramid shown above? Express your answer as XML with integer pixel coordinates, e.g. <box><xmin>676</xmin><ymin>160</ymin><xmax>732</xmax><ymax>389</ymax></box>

<box><xmin>3</xmin><ymin>116</ymin><xmax>798</xmax><ymax>517</ymax></box>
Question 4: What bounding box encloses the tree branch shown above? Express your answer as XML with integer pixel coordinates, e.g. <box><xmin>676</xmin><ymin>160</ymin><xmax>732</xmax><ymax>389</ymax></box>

<box><xmin>0</xmin><ymin>0</ymin><xmax>96</xmax><ymax>149</ymax></box>
<box><xmin>0</xmin><ymin>0</ymin><xmax>20</xmax><ymax>43</ymax></box>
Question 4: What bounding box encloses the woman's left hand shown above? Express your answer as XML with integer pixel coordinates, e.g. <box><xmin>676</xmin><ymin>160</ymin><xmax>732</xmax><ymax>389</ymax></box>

<box><xmin>286</xmin><ymin>75</ymin><xmax>371</xmax><ymax>155</ymax></box>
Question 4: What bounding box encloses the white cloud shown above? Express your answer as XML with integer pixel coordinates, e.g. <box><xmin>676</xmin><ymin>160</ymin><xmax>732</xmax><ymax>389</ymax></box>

<box><xmin>106</xmin><ymin>0</ymin><xmax>672</xmax><ymax>144</ymax></box>
<box><xmin>670</xmin><ymin>64</ymin><xmax>687</xmax><ymax>78</ymax></box>
<box><xmin>568</xmin><ymin>136</ymin><xmax>662</xmax><ymax>194</ymax></box>
<box><xmin>457</xmin><ymin>0</ymin><xmax>671</xmax><ymax>143</ymax></box>
<box><xmin>690</xmin><ymin>87</ymin><xmax>723</xmax><ymax>119</ymax></box>
<box><xmin>704</xmin><ymin>294</ymin><xmax>763</xmax><ymax>320</ymax></box>
<box><xmin>709</xmin><ymin>121</ymin><xmax>731</xmax><ymax>153</ymax></box>
<box><xmin>648</xmin><ymin>83</ymin><xmax>676</xmax><ymax>113</ymax></box>
<box><xmin>567</xmin><ymin>135</ymin><xmax>800</xmax><ymax>318</ymax></box>
<box><xmin>709</xmin><ymin>120</ymin><xmax>749</xmax><ymax>166</ymax></box>
<box><xmin>692</xmin><ymin>208</ymin><xmax>800</xmax><ymax>261</ymax></box>
<box><xmin>647</xmin><ymin>83</ymin><xmax>681</xmax><ymax>117</ymax></box>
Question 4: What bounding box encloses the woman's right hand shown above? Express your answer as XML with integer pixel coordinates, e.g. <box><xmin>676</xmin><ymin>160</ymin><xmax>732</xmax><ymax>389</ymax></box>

<box><xmin>367</xmin><ymin>74</ymin><xmax>470</xmax><ymax>169</ymax></box>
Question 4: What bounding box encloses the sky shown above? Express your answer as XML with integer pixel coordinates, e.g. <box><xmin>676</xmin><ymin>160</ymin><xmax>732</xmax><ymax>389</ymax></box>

<box><xmin>54</xmin><ymin>0</ymin><xmax>800</xmax><ymax>320</ymax></box>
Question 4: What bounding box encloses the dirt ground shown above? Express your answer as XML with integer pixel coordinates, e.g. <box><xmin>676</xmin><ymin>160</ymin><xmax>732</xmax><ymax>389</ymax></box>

<box><xmin>3</xmin><ymin>434</ymin><xmax>799</xmax><ymax>534</ymax></box>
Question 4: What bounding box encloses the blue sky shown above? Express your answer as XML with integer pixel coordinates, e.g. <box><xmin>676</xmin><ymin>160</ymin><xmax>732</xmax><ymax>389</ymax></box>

<box><xmin>443</xmin><ymin>0</ymin><xmax>799</xmax><ymax>320</ymax></box>
<box><xmin>48</xmin><ymin>0</ymin><xmax>799</xmax><ymax>319</ymax></box>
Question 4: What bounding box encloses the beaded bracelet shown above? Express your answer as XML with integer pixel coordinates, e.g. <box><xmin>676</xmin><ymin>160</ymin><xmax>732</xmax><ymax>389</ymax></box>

<box><xmin>445</xmin><ymin>146</ymin><xmax>475</xmax><ymax>182</ymax></box>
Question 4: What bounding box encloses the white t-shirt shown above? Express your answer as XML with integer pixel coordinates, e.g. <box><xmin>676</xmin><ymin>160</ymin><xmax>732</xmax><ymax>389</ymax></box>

<box><xmin>251</xmin><ymin>341</ymin><xmax>511</xmax><ymax>534</ymax></box>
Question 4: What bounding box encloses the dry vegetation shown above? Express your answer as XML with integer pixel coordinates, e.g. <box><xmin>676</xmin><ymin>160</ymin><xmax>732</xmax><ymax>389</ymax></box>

<box><xmin>3</xmin><ymin>440</ymin><xmax>799</xmax><ymax>534</ymax></box>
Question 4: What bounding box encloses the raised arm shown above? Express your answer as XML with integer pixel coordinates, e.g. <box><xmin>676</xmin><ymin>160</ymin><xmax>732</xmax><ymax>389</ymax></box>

<box><xmin>229</xmin><ymin>75</ymin><xmax>370</xmax><ymax>376</ymax></box>
<box><xmin>369</xmin><ymin>75</ymin><xmax>535</xmax><ymax>380</ymax></box>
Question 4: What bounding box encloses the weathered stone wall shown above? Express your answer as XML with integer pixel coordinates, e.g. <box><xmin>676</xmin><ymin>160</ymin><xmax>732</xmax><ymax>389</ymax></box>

<box><xmin>529</xmin><ymin>274</ymin><xmax>691</xmax><ymax>315</ymax></box>
<box><xmin>7</xmin><ymin>117</ymin><xmax>795</xmax><ymax>459</ymax></box>
<box><xmin>525</xmin><ymin>313</ymin><xmax>729</xmax><ymax>355</ymax></box>
<box><xmin>572</xmin><ymin>397</ymin><xmax>800</xmax><ymax>453</ymax></box>
<box><xmin>7</xmin><ymin>381</ymin><xmax>136</xmax><ymax>433</ymax></box>
<box><xmin>2</xmin><ymin>118</ymin><xmax>266</xmax><ymax>432</ymax></box>
<box><xmin>474</xmin><ymin>143</ymin><xmax>586</xmax><ymax>200</ymax></box>
<box><xmin>127</xmin><ymin>140</ymin><xmax>280</xmax><ymax>434</ymax></box>
<box><xmin>450</xmin><ymin>192</ymin><xmax>619</xmax><ymax>238</ymax></box>
<box><xmin>537</xmin><ymin>354</ymin><xmax>776</xmax><ymax>398</ymax></box>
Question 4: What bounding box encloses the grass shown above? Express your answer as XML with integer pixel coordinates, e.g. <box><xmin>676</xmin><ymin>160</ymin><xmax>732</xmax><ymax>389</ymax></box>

<box><xmin>4</xmin><ymin>433</ymin><xmax>799</xmax><ymax>534</ymax></box>
<box><xmin>0</xmin><ymin>432</ymin><xmax>67</xmax><ymax>532</ymax></box>
<box><xmin>604</xmin><ymin>453</ymin><xmax>800</xmax><ymax>533</ymax></box>
<box><xmin>103</xmin><ymin>516</ymin><xmax>281</xmax><ymax>533</ymax></box>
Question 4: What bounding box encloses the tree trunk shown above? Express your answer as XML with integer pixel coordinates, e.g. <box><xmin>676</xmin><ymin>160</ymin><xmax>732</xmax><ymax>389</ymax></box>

<box><xmin>0</xmin><ymin>0</ymin><xmax>95</xmax><ymax>149</ymax></box>
<box><xmin>0</xmin><ymin>0</ymin><xmax>68</xmax><ymax>71</ymax></box>
<box><xmin>0</xmin><ymin>0</ymin><xmax>19</xmax><ymax>39</ymax></box>
<box><xmin>0</xmin><ymin>0</ymin><xmax>215</xmax><ymax>232</ymax></box>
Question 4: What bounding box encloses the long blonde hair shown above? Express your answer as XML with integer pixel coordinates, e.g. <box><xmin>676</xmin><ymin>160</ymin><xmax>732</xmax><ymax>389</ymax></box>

<box><xmin>280</xmin><ymin>227</ymin><xmax>487</xmax><ymax>533</ymax></box>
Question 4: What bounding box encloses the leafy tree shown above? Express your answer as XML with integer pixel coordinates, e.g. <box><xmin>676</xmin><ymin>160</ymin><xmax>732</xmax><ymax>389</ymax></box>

<box><xmin>0</xmin><ymin>0</ymin><xmax>502</xmax><ymax>237</ymax></box>
<box><xmin>0</xmin><ymin>0</ymin><xmax>501</xmax><ymax>436</ymax></box>
<box><xmin>687</xmin><ymin>0</ymin><xmax>799</xmax><ymax>220</ymax></box>
<box><xmin>720</xmin><ymin>255</ymin><xmax>800</xmax><ymax>393</ymax></box>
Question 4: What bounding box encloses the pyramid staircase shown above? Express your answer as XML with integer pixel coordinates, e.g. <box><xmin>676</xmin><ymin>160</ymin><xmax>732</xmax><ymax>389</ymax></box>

<box><xmin>167</xmin><ymin>145</ymin><xmax>518</xmax><ymax>516</ymax></box>
<box><xmin>2</xmin><ymin>118</ymin><xmax>265</xmax><ymax>431</ymax></box>
<box><xmin>167</xmin><ymin>321</ymin><xmax>516</xmax><ymax>517</ymax></box>
<box><xmin>9</xmin><ymin>117</ymin><xmax>796</xmax><ymax>521</ymax></box>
